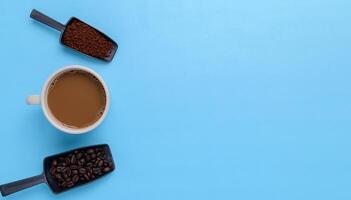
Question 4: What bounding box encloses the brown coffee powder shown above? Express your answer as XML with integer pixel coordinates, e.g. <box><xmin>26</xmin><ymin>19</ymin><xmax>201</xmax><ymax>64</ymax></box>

<box><xmin>61</xmin><ymin>19</ymin><xmax>115</xmax><ymax>59</ymax></box>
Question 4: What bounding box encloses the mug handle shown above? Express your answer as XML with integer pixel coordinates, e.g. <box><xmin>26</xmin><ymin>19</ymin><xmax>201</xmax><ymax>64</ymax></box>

<box><xmin>26</xmin><ymin>95</ymin><xmax>41</xmax><ymax>105</ymax></box>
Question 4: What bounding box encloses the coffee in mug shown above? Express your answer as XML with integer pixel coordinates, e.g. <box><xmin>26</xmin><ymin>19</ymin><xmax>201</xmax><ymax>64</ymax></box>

<box><xmin>27</xmin><ymin>65</ymin><xmax>110</xmax><ymax>134</ymax></box>
<box><xmin>48</xmin><ymin>70</ymin><xmax>106</xmax><ymax>129</ymax></box>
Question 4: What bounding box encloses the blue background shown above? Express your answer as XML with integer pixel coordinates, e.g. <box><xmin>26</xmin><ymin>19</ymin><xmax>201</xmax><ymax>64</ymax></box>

<box><xmin>0</xmin><ymin>0</ymin><xmax>350</xmax><ymax>199</ymax></box>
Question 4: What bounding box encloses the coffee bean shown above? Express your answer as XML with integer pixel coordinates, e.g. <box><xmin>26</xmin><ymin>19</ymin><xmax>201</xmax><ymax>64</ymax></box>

<box><xmin>56</xmin><ymin>166</ymin><xmax>63</xmax><ymax>172</ymax></box>
<box><xmin>79</xmin><ymin>168</ymin><xmax>86</xmax><ymax>174</ymax></box>
<box><xmin>93</xmin><ymin>168</ymin><xmax>101</xmax><ymax>175</ymax></box>
<box><xmin>55</xmin><ymin>174</ymin><xmax>62</xmax><ymax>179</ymax></box>
<box><xmin>61</xmin><ymin>182</ymin><xmax>67</xmax><ymax>187</ymax></box>
<box><xmin>86</xmin><ymin>155</ymin><xmax>91</xmax><ymax>161</ymax></box>
<box><xmin>67</xmin><ymin>181</ymin><xmax>74</xmax><ymax>188</ymax></box>
<box><xmin>96</xmin><ymin>160</ymin><xmax>103</xmax><ymax>167</ymax></box>
<box><xmin>62</xmin><ymin>167</ymin><xmax>68</xmax><ymax>173</ymax></box>
<box><xmin>71</xmin><ymin>155</ymin><xmax>76</xmax><ymax>164</ymax></box>
<box><xmin>66</xmin><ymin>168</ymin><xmax>72</xmax><ymax>176</ymax></box>
<box><xmin>50</xmin><ymin>167</ymin><xmax>56</xmax><ymax>174</ymax></box>
<box><xmin>87</xmin><ymin>149</ymin><xmax>94</xmax><ymax>154</ymax></box>
<box><xmin>70</xmin><ymin>165</ymin><xmax>78</xmax><ymax>170</ymax></box>
<box><xmin>84</xmin><ymin>174</ymin><xmax>90</xmax><ymax>181</ymax></box>
<box><xmin>93</xmin><ymin>160</ymin><xmax>99</xmax><ymax>166</ymax></box>
<box><xmin>72</xmin><ymin>175</ymin><xmax>79</xmax><ymax>183</ymax></box>
<box><xmin>103</xmin><ymin>167</ymin><xmax>111</xmax><ymax>173</ymax></box>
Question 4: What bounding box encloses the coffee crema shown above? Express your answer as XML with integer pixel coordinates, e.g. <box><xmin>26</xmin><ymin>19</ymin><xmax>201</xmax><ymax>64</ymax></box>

<box><xmin>47</xmin><ymin>70</ymin><xmax>106</xmax><ymax>129</ymax></box>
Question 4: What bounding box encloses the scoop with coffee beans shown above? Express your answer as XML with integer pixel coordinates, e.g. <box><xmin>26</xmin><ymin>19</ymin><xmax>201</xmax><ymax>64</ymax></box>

<box><xmin>30</xmin><ymin>9</ymin><xmax>118</xmax><ymax>62</ymax></box>
<box><xmin>0</xmin><ymin>144</ymin><xmax>115</xmax><ymax>196</ymax></box>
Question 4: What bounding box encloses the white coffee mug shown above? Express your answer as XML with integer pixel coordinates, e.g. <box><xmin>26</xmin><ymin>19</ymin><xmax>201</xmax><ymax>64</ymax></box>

<box><xmin>27</xmin><ymin>65</ymin><xmax>110</xmax><ymax>134</ymax></box>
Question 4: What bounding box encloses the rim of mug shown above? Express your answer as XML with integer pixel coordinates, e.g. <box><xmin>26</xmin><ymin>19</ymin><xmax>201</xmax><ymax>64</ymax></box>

<box><xmin>41</xmin><ymin>65</ymin><xmax>110</xmax><ymax>134</ymax></box>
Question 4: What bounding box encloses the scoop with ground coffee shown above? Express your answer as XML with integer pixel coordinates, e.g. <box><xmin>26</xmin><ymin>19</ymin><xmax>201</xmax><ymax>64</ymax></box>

<box><xmin>30</xmin><ymin>9</ymin><xmax>118</xmax><ymax>62</ymax></box>
<box><xmin>62</xmin><ymin>18</ymin><xmax>116</xmax><ymax>60</ymax></box>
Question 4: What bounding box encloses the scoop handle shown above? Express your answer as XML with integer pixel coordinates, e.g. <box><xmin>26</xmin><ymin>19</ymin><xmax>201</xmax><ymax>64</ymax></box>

<box><xmin>30</xmin><ymin>9</ymin><xmax>65</xmax><ymax>32</ymax></box>
<box><xmin>0</xmin><ymin>174</ymin><xmax>46</xmax><ymax>197</ymax></box>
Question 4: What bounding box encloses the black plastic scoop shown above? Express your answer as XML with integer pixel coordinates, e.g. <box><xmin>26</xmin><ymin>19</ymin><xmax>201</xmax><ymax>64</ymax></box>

<box><xmin>30</xmin><ymin>9</ymin><xmax>118</xmax><ymax>62</ymax></box>
<box><xmin>0</xmin><ymin>144</ymin><xmax>115</xmax><ymax>197</ymax></box>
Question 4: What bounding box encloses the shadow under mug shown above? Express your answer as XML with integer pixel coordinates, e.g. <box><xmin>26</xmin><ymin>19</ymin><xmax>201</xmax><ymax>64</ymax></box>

<box><xmin>26</xmin><ymin>65</ymin><xmax>110</xmax><ymax>134</ymax></box>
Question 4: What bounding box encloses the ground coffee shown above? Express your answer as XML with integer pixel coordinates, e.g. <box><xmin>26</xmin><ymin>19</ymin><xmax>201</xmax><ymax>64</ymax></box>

<box><xmin>61</xmin><ymin>18</ymin><xmax>115</xmax><ymax>59</ymax></box>
<box><xmin>49</xmin><ymin>146</ymin><xmax>114</xmax><ymax>189</ymax></box>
